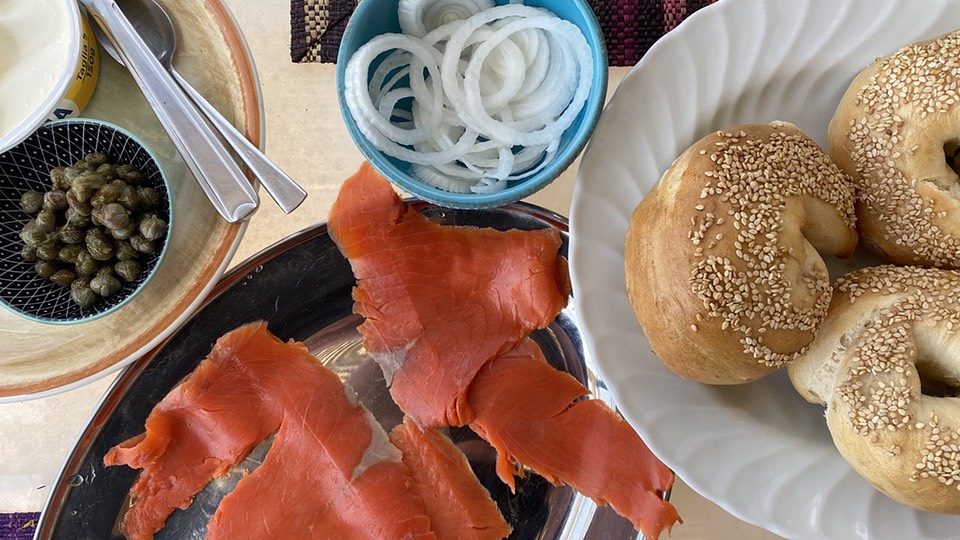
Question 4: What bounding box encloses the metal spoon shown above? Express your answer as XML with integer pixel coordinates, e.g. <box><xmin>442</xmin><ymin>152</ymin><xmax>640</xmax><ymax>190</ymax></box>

<box><xmin>92</xmin><ymin>0</ymin><xmax>307</xmax><ymax>214</ymax></box>
<box><xmin>80</xmin><ymin>0</ymin><xmax>259</xmax><ymax>223</ymax></box>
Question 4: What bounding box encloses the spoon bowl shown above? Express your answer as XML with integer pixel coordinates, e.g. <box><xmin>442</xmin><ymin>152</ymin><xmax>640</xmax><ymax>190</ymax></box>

<box><xmin>94</xmin><ymin>0</ymin><xmax>308</xmax><ymax>214</ymax></box>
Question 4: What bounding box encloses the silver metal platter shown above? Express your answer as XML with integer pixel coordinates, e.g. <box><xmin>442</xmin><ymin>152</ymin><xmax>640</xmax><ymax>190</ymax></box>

<box><xmin>36</xmin><ymin>202</ymin><xmax>645</xmax><ymax>539</ymax></box>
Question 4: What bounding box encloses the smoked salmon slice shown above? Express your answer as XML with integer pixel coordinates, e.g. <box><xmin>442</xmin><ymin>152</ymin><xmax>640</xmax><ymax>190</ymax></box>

<box><xmin>390</xmin><ymin>418</ymin><xmax>512</xmax><ymax>540</ymax></box>
<box><xmin>466</xmin><ymin>338</ymin><xmax>681</xmax><ymax>540</ymax></box>
<box><xmin>105</xmin><ymin>322</ymin><xmax>435</xmax><ymax>540</ymax></box>
<box><xmin>327</xmin><ymin>162</ymin><xmax>571</xmax><ymax>427</ymax></box>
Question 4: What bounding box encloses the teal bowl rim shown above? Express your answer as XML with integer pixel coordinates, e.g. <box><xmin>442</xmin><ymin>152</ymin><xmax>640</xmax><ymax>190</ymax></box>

<box><xmin>0</xmin><ymin>118</ymin><xmax>175</xmax><ymax>325</ymax></box>
<box><xmin>335</xmin><ymin>0</ymin><xmax>609</xmax><ymax>209</ymax></box>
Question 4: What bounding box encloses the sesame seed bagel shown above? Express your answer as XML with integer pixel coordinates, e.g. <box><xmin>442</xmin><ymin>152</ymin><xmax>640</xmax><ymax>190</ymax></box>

<box><xmin>625</xmin><ymin>122</ymin><xmax>858</xmax><ymax>385</ymax></box>
<box><xmin>828</xmin><ymin>30</ymin><xmax>960</xmax><ymax>268</ymax></box>
<box><xmin>788</xmin><ymin>265</ymin><xmax>960</xmax><ymax>513</ymax></box>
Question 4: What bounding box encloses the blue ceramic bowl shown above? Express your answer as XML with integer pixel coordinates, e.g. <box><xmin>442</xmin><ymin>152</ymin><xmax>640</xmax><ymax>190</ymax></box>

<box><xmin>336</xmin><ymin>0</ymin><xmax>608</xmax><ymax>209</ymax></box>
<box><xmin>0</xmin><ymin>119</ymin><xmax>172</xmax><ymax>324</ymax></box>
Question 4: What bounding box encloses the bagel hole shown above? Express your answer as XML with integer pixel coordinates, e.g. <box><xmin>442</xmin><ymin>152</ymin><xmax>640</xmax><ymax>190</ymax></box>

<box><xmin>916</xmin><ymin>360</ymin><xmax>960</xmax><ymax>398</ymax></box>
<box><xmin>946</xmin><ymin>139</ymin><xmax>960</xmax><ymax>176</ymax></box>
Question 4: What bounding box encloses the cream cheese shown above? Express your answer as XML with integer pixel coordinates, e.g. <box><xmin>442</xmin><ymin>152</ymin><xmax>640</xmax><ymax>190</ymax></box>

<box><xmin>0</xmin><ymin>0</ymin><xmax>74</xmax><ymax>138</ymax></box>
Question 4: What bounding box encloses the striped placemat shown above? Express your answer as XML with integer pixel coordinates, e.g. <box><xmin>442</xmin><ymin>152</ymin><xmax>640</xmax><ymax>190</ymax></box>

<box><xmin>290</xmin><ymin>0</ymin><xmax>718</xmax><ymax>66</ymax></box>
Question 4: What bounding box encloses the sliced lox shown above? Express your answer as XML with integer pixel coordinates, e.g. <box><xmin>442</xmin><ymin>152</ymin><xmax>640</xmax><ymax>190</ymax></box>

<box><xmin>467</xmin><ymin>338</ymin><xmax>682</xmax><ymax>540</ymax></box>
<box><xmin>105</xmin><ymin>322</ymin><xmax>434</xmax><ymax>540</ymax></box>
<box><xmin>327</xmin><ymin>162</ymin><xmax>570</xmax><ymax>427</ymax></box>
<box><xmin>390</xmin><ymin>417</ymin><xmax>512</xmax><ymax>540</ymax></box>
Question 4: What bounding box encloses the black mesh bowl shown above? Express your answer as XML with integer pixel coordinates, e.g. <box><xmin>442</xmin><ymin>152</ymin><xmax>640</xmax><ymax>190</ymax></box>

<box><xmin>0</xmin><ymin>119</ymin><xmax>172</xmax><ymax>324</ymax></box>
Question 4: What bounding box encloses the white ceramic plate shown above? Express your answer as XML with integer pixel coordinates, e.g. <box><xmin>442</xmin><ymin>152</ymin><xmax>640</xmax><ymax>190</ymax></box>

<box><xmin>570</xmin><ymin>0</ymin><xmax>960</xmax><ymax>538</ymax></box>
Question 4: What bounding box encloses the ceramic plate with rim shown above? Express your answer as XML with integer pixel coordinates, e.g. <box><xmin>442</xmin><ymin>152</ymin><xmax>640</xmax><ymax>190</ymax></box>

<box><xmin>570</xmin><ymin>0</ymin><xmax>960</xmax><ymax>538</ymax></box>
<box><xmin>0</xmin><ymin>0</ymin><xmax>261</xmax><ymax>401</ymax></box>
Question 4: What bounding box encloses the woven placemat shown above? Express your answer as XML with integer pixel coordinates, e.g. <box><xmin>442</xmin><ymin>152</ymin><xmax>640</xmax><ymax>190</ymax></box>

<box><xmin>0</xmin><ymin>512</ymin><xmax>39</xmax><ymax>540</ymax></box>
<box><xmin>290</xmin><ymin>0</ymin><xmax>718</xmax><ymax>66</ymax></box>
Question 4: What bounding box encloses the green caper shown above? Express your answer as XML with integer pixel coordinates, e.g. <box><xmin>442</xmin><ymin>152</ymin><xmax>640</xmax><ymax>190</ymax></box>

<box><xmin>116</xmin><ymin>163</ymin><xmax>143</xmax><ymax>185</ymax></box>
<box><xmin>74</xmin><ymin>251</ymin><xmax>99</xmax><ymax>276</ymax></box>
<box><xmin>114</xmin><ymin>240</ymin><xmax>138</xmax><ymax>261</ymax></box>
<box><xmin>20</xmin><ymin>191</ymin><xmax>44</xmax><ymax>214</ymax></box>
<box><xmin>49</xmin><ymin>269</ymin><xmax>76</xmax><ymax>287</ymax></box>
<box><xmin>72</xmin><ymin>159</ymin><xmax>94</xmax><ymax>172</ymax></box>
<box><xmin>89</xmin><ymin>182</ymin><xmax>122</xmax><ymax>208</ymax></box>
<box><xmin>85</xmin><ymin>228</ymin><xmax>114</xmax><ymax>260</ymax></box>
<box><xmin>19</xmin><ymin>220</ymin><xmax>47</xmax><ymax>246</ymax></box>
<box><xmin>96</xmin><ymin>163</ymin><xmax>117</xmax><ymax>180</ymax></box>
<box><xmin>43</xmin><ymin>190</ymin><xmax>68</xmax><ymax>212</ymax></box>
<box><xmin>139</xmin><ymin>214</ymin><xmax>167</xmax><ymax>241</ymax></box>
<box><xmin>20</xmin><ymin>244</ymin><xmax>37</xmax><ymax>263</ymax></box>
<box><xmin>57</xmin><ymin>244</ymin><xmax>85</xmax><ymax>264</ymax></box>
<box><xmin>84</xmin><ymin>152</ymin><xmax>110</xmax><ymax>167</ymax></box>
<box><xmin>35</xmin><ymin>208</ymin><xmax>58</xmax><ymax>233</ymax></box>
<box><xmin>49</xmin><ymin>167</ymin><xmax>69</xmax><ymax>190</ymax></box>
<box><xmin>114</xmin><ymin>259</ymin><xmax>140</xmax><ymax>282</ymax></box>
<box><xmin>58</xmin><ymin>224</ymin><xmax>85</xmax><ymax>245</ymax></box>
<box><xmin>35</xmin><ymin>238</ymin><xmax>60</xmax><ymax>261</ymax></box>
<box><xmin>66</xmin><ymin>190</ymin><xmax>93</xmax><ymax>216</ymax></box>
<box><xmin>65</xmin><ymin>207</ymin><xmax>91</xmax><ymax>227</ymax></box>
<box><xmin>108</xmin><ymin>222</ymin><xmax>136</xmax><ymax>240</ymax></box>
<box><xmin>90</xmin><ymin>272</ymin><xmax>122</xmax><ymax>297</ymax></box>
<box><xmin>117</xmin><ymin>185</ymin><xmax>142</xmax><ymax>211</ymax></box>
<box><xmin>97</xmin><ymin>203</ymin><xmax>130</xmax><ymax>231</ymax></box>
<box><xmin>129</xmin><ymin>234</ymin><xmax>156</xmax><ymax>255</ymax></box>
<box><xmin>136</xmin><ymin>186</ymin><xmax>159</xmax><ymax>211</ymax></box>
<box><xmin>69</xmin><ymin>174</ymin><xmax>106</xmax><ymax>202</ymax></box>
<box><xmin>70</xmin><ymin>278</ymin><xmax>98</xmax><ymax>308</ymax></box>
<box><xmin>34</xmin><ymin>260</ymin><xmax>58</xmax><ymax>279</ymax></box>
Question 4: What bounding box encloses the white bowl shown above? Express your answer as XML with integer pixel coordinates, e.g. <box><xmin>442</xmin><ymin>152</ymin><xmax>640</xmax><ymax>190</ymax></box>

<box><xmin>571</xmin><ymin>0</ymin><xmax>960</xmax><ymax>538</ymax></box>
<box><xmin>0</xmin><ymin>0</ymin><xmax>99</xmax><ymax>154</ymax></box>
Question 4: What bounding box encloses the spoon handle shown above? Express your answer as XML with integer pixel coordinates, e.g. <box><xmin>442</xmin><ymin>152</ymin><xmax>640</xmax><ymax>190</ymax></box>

<box><xmin>80</xmin><ymin>0</ymin><xmax>259</xmax><ymax>223</ymax></box>
<box><xmin>172</xmin><ymin>70</ymin><xmax>308</xmax><ymax>214</ymax></box>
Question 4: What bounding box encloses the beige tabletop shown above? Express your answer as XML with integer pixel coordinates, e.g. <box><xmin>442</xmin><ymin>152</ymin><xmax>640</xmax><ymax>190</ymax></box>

<box><xmin>0</xmin><ymin>1</ymin><xmax>780</xmax><ymax>538</ymax></box>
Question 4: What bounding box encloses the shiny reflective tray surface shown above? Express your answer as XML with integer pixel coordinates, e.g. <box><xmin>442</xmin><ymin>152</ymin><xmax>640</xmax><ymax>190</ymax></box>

<box><xmin>36</xmin><ymin>203</ymin><xmax>641</xmax><ymax>539</ymax></box>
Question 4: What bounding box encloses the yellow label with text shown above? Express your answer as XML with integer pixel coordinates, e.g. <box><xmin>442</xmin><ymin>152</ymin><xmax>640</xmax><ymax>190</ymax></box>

<box><xmin>48</xmin><ymin>13</ymin><xmax>100</xmax><ymax>122</ymax></box>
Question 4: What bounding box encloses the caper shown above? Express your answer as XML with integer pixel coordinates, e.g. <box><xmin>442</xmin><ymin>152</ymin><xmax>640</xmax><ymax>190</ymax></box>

<box><xmin>35</xmin><ymin>238</ymin><xmax>60</xmax><ymax>261</ymax></box>
<box><xmin>117</xmin><ymin>185</ymin><xmax>142</xmax><ymax>211</ymax></box>
<box><xmin>66</xmin><ymin>190</ymin><xmax>93</xmax><ymax>216</ymax></box>
<box><xmin>63</xmin><ymin>165</ymin><xmax>85</xmax><ymax>182</ymax></box>
<box><xmin>49</xmin><ymin>269</ymin><xmax>76</xmax><ymax>287</ymax></box>
<box><xmin>65</xmin><ymin>207</ymin><xmax>91</xmax><ymax>227</ymax></box>
<box><xmin>97</xmin><ymin>203</ymin><xmax>130</xmax><ymax>231</ymax></box>
<box><xmin>116</xmin><ymin>163</ymin><xmax>143</xmax><ymax>185</ymax></box>
<box><xmin>72</xmin><ymin>159</ymin><xmax>95</xmax><ymax>172</ymax></box>
<box><xmin>96</xmin><ymin>163</ymin><xmax>117</xmax><ymax>180</ymax></box>
<box><xmin>89</xmin><ymin>182</ymin><xmax>122</xmax><ymax>208</ymax></box>
<box><xmin>34</xmin><ymin>260</ymin><xmax>58</xmax><ymax>279</ymax></box>
<box><xmin>70</xmin><ymin>279</ymin><xmax>98</xmax><ymax>308</ymax></box>
<box><xmin>58</xmin><ymin>224</ymin><xmax>85</xmax><ymax>245</ymax></box>
<box><xmin>84</xmin><ymin>152</ymin><xmax>109</xmax><ymax>167</ymax></box>
<box><xmin>139</xmin><ymin>214</ymin><xmax>167</xmax><ymax>241</ymax></box>
<box><xmin>57</xmin><ymin>244</ymin><xmax>85</xmax><ymax>264</ymax></box>
<box><xmin>69</xmin><ymin>174</ymin><xmax>106</xmax><ymax>202</ymax></box>
<box><xmin>129</xmin><ymin>234</ymin><xmax>156</xmax><ymax>255</ymax></box>
<box><xmin>114</xmin><ymin>240</ymin><xmax>138</xmax><ymax>261</ymax></box>
<box><xmin>85</xmin><ymin>228</ymin><xmax>114</xmax><ymax>260</ymax></box>
<box><xmin>49</xmin><ymin>167</ymin><xmax>69</xmax><ymax>190</ymax></box>
<box><xmin>90</xmin><ymin>272</ymin><xmax>122</xmax><ymax>298</ymax></box>
<box><xmin>20</xmin><ymin>244</ymin><xmax>37</xmax><ymax>263</ymax></box>
<box><xmin>108</xmin><ymin>222</ymin><xmax>136</xmax><ymax>240</ymax></box>
<box><xmin>136</xmin><ymin>186</ymin><xmax>159</xmax><ymax>211</ymax></box>
<box><xmin>19</xmin><ymin>191</ymin><xmax>44</xmax><ymax>214</ymax></box>
<box><xmin>114</xmin><ymin>259</ymin><xmax>140</xmax><ymax>282</ymax></box>
<box><xmin>35</xmin><ymin>208</ymin><xmax>58</xmax><ymax>233</ymax></box>
<box><xmin>74</xmin><ymin>251</ymin><xmax>99</xmax><ymax>276</ymax></box>
<box><xmin>43</xmin><ymin>190</ymin><xmax>68</xmax><ymax>212</ymax></box>
<box><xmin>19</xmin><ymin>220</ymin><xmax>47</xmax><ymax>246</ymax></box>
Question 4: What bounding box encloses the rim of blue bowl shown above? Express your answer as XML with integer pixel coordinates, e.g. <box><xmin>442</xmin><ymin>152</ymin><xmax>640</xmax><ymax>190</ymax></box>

<box><xmin>335</xmin><ymin>0</ymin><xmax>609</xmax><ymax>209</ymax></box>
<box><xmin>0</xmin><ymin>118</ymin><xmax>174</xmax><ymax>325</ymax></box>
